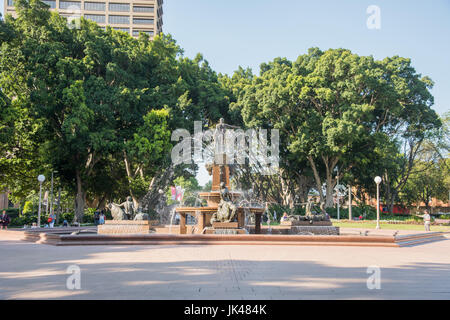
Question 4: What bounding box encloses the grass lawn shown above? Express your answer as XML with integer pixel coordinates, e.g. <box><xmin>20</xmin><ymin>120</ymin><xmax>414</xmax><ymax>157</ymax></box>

<box><xmin>333</xmin><ymin>221</ymin><xmax>450</xmax><ymax>232</ymax></box>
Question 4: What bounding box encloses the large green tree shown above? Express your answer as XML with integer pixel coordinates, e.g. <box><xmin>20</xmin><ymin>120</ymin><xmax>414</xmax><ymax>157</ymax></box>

<box><xmin>228</xmin><ymin>48</ymin><xmax>441</xmax><ymax>208</ymax></box>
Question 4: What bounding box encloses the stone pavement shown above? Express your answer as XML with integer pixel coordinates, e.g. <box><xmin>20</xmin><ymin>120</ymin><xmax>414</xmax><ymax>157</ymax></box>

<box><xmin>0</xmin><ymin>239</ymin><xmax>450</xmax><ymax>300</ymax></box>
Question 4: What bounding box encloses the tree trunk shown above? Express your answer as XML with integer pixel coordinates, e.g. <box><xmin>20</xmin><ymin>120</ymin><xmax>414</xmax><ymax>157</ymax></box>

<box><xmin>322</xmin><ymin>156</ymin><xmax>339</xmax><ymax>208</ymax></box>
<box><xmin>74</xmin><ymin>170</ymin><xmax>86</xmax><ymax>223</ymax></box>
<box><xmin>308</xmin><ymin>156</ymin><xmax>324</xmax><ymax>204</ymax></box>
<box><xmin>325</xmin><ymin>172</ymin><xmax>335</xmax><ymax>208</ymax></box>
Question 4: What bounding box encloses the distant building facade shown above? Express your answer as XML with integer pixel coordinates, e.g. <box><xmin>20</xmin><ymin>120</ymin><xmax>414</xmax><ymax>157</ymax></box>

<box><xmin>4</xmin><ymin>0</ymin><xmax>163</xmax><ymax>38</ymax></box>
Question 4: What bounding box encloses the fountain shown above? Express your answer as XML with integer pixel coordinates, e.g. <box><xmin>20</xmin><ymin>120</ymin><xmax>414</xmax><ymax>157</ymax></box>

<box><xmin>174</xmin><ymin>157</ymin><xmax>264</xmax><ymax>235</ymax></box>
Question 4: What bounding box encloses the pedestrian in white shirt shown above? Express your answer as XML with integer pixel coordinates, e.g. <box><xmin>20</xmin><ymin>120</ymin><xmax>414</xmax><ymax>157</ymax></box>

<box><xmin>423</xmin><ymin>209</ymin><xmax>431</xmax><ymax>232</ymax></box>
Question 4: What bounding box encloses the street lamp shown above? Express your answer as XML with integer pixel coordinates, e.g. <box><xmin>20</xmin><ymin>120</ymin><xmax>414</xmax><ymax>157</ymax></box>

<box><xmin>374</xmin><ymin>176</ymin><xmax>382</xmax><ymax>230</ymax></box>
<box><xmin>336</xmin><ymin>168</ymin><xmax>340</xmax><ymax>221</ymax></box>
<box><xmin>37</xmin><ymin>175</ymin><xmax>46</xmax><ymax>228</ymax></box>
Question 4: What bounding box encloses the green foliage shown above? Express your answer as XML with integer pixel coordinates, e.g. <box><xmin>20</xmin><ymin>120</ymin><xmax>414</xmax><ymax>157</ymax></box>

<box><xmin>60</xmin><ymin>212</ymin><xmax>75</xmax><ymax>223</ymax></box>
<box><xmin>227</xmin><ymin>48</ymin><xmax>441</xmax><ymax>209</ymax></box>
<box><xmin>22</xmin><ymin>201</ymin><xmax>33</xmax><ymax>214</ymax></box>
<box><xmin>0</xmin><ymin>1</ymin><xmax>230</xmax><ymax>219</ymax></box>
<box><xmin>83</xmin><ymin>208</ymin><xmax>96</xmax><ymax>224</ymax></box>
<box><xmin>10</xmin><ymin>211</ymin><xmax>37</xmax><ymax>227</ymax></box>
<box><xmin>166</xmin><ymin>176</ymin><xmax>202</xmax><ymax>206</ymax></box>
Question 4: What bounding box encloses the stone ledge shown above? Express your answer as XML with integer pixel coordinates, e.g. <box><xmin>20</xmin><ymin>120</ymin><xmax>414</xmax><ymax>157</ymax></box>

<box><xmin>104</xmin><ymin>220</ymin><xmax>151</xmax><ymax>225</ymax></box>
<box><xmin>281</xmin><ymin>221</ymin><xmax>333</xmax><ymax>227</ymax></box>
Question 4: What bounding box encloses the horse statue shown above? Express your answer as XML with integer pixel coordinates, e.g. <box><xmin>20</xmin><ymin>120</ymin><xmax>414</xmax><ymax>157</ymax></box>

<box><xmin>108</xmin><ymin>203</ymin><xmax>128</xmax><ymax>221</ymax></box>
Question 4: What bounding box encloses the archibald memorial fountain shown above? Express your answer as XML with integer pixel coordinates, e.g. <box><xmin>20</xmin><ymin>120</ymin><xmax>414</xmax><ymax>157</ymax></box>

<box><xmin>99</xmin><ymin>119</ymin><xmax>337</xmax><ymax>236</ymax></box>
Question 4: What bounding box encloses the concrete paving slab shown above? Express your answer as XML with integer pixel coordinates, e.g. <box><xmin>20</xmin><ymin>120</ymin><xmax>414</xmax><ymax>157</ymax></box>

<box><xmin>0</xmin><ymin>239</ymin><xmax>450</xmax><ymax>299</ymax></box>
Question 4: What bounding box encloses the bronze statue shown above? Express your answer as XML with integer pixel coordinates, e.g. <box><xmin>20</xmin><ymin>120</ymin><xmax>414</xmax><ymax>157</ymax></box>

<box><xmin>211</xmin><ymin>182</ymin><xmax>237</xmax><ymax>223</ymax></box>
<box><xmin>119</xmin><ymin>196</ymin><xmax>136</xmax><ymax>219</ymax></box>
<box><xmin>109</xmin><ymin>196</ymin><xmax>137</xmax><ymax>221</ymax></box>
<box><xmin>213</xmin><ymin>118</ymin><xmax>240</xmax><ymax>185</ymax></box>
<box><xmin>284</xmin><ymin>200</ymin><xmax>330</xmax><ymax>223</ymax></box>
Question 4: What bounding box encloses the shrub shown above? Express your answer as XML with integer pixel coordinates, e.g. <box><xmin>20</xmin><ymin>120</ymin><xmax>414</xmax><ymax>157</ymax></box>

<box><xmin>23</xmin><ymin>201</ymin><xmax>34</xmax><ymax>214</ymax></box>
<box><xmin>60</xmin><ymin>212</ymin><xmax>75</xmax><ymax>223</ymax></box>
<box><xmin>83</xmin><ymin>208</ymin><xmax>96</xmax><ymax>224</ymax></box>
<box><xmin>10</xmin><ymin>212</ymin><xmax>37</xmax><ymax>227</ymax></box>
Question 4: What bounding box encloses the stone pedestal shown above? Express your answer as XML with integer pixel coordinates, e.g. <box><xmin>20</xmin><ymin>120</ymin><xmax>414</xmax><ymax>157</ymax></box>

<box><xmin>98</xmin><ymin>220</ymin><xmax>152</xmax><ymax>235</ymax></box>
<box><xmin>212</xmin><ymin>222</ymin><xmax>239</xmax><ymax>229</ymax></box>
<box><xmin>281</xmin><ymin>220</ymin><xmax>333</xmax><ymax>227</ymax></box>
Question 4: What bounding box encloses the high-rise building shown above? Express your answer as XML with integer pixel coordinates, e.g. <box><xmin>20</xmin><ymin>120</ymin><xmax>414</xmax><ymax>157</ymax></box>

<box><xmin>4</xmin><ymin>0</ymin><xmax>163</xmax><ymax>38</ymax></box>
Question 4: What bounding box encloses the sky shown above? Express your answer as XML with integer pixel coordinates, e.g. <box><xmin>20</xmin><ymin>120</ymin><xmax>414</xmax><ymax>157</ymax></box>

<box><xmin>2</xmin><ymin>0</ymin><xmax>450</xmax><ymax>186</ymax></box>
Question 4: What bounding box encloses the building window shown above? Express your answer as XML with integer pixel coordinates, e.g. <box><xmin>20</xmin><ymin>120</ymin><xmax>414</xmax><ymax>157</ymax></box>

<box><xmin>109</xmin><ymin>15</ymin><xmax>130</xmax><ymax>24</ymax></box>
<box><xmin>133</xmin><ymin>18</ymin><xmax>154</xmax><ymax>25</ymax></box>
<box><xmin>85</xmin><ymin>14</ymin><xmax>105</xmax><ymax>23</ymax></box>
<box><xmin>59</xmin><ymin>1</ymin><xmax>81</xmax><ymax>10</ymax></box>
<box><xmin>133</xmin><ymin>6</ymin><xmax>154</xmax><ymax>13</ymax></box>
<box><xmin>132</xmin><ymin>30</ymin><xmax>154</xmax><ymax>37</ymax></box>
<box><xmin>109</xmin><ymin>3</ymin><xmax>130</xmax><ymax>12</ymax></box>
<box><xmin>42</xmin><ymin>0</ymin><xmax>56</xmax><ymax>8</ymax></box>
<box><xmin>113</xmin><ymin>27</ymin><xmax>130</xmax><ymax>33</ymax></box>
<box><xmin>7</xmin><ymin>0</ymin><xmax>14</xmax><ymax>6</ymax></box>
<box><xmin>84</xmin><ymin>2</ymin><xmax>105</xmax><ymax>11</ymax></box>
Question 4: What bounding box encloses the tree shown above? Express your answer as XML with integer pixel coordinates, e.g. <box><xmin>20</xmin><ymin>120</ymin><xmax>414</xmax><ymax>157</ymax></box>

<box><xmin>124</xmin><ymin>109</ymin><xmax>171</xmax><ymax>206</ymax></box>
<box><xmin>0</xmin><ymin>0</ymin><xmax>231</xmax><ymax>221</ymax></box>
<box><xmin>227</xmin><ymin>48</ymin><xmax>440</xmax><ymax>208</ymax></box>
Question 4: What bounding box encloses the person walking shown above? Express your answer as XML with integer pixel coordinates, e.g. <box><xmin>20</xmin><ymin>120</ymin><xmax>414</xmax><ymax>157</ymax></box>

<box><xmin>0</xmin><ymin>211</ymin><xmax>10</xmax><ymax>230</ymax></box>
<box><xmin>423</xmin><ymin>209</ymin><xmax>431</xmax><ymax>232</ymax></box>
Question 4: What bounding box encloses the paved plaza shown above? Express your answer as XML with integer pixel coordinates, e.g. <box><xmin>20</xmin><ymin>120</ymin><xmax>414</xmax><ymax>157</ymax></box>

<box><xmin>1</xmin><ymin>238</ymin><xmax>450</xmax><ymax>300</ymax></box>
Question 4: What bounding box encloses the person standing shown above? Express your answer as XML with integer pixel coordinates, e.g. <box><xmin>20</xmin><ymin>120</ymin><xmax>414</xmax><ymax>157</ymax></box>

<box><xmin>94</xmin><ymin>210</ymin><xmax>100</xmax><ymax>226</ymax></box>
<box><xmin>423</xmin><ymin>209</ymin><xmax>431</xmax><ymax>232</ymax></box>
<box><xmin>0</xmin><ymin>211</ymin><xmax>10</xmax><ymax>230</ymax></box>
<box><xmin>48</xmin><ymin>212</ymin><xmax>56</xmax><ymax>228</ymax></box>
<box><xmin>99</xmin><ymin>211</ymin><xmax>105</xmax><ymax>225</ymax></box>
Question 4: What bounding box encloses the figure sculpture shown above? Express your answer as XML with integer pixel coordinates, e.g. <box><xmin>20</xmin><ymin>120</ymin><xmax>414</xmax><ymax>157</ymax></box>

<box><xmin>212</xmin><ymin>118</ymin><xmax>240</xmax><ymax>185</ymax></box>
<box><xmin>109</xmin><ymin>203</ymin><xmax>128</xmax><ymax>220</ymax></box>
<box><xmin>119</xmin><ymin>196</ymin><xmax>136</xmax><ymax>220</ymax></box>
<box><xmin>211</xmin><ymin>182</ymin><xmax>238</xmax><ymax>223</ymax></box>
<box><xmin>284</xmin><ymin>200</ymin><xmax>330</xmax><ymax>223</ymax></box>
<box><xmin>108</xmin><ymin>196</ymin><xmax>137</xmax><ymax>221</ymax></box>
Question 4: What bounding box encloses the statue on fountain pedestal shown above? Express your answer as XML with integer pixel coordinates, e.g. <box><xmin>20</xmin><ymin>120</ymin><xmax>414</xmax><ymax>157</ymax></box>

<box><xmin>211</xmin><ymin>182</ymin><xmax>237</xmax><ymax>223</ymax></box>
<box><xmin>109</xmin><ymin>196</ymin><xmax>138</xmax><ymax>221</ymax></box>
<box><xmin>211</xmin><ymin>118</ymin><xmax>240</xmax><ymax>187</ymax></box>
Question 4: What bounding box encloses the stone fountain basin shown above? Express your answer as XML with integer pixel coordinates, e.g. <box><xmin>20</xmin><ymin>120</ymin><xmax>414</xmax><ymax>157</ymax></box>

<box><xmin>175</xmin><ymin>207</ymin><xmax>264</xmax><ymax>214</ymax></box>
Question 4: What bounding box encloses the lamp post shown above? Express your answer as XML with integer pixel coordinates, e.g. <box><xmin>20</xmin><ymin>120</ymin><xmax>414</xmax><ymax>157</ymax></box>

<box><xmin>374</xmin><ymin>176</ymin><xmax>382</xmax><ymax>230</ymax></box>
<box><xmin>348</xmin><ymin>185</ymin><xmax>352</xmax><ymax>221</ymax></box>
<box><xmin>37</xmin><ymin>175</ymin><xmax>46</xmax><ymax>228</ymax></box>
<box><xmin>50</xmin><ymin>171</ymin><xmax>55</xmax><ymax>217</ymax></box>
<box><xmin>336</xmin><ymin>169</ymin><xmax>340</xmax><ymax>221</ymax></box>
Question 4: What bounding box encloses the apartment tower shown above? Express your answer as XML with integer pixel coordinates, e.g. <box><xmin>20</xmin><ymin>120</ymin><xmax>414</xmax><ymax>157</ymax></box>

<box><xmin>4</xmin><ymin>0</ymin><xmax>163</xmax><ymax>38</ymax></box>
